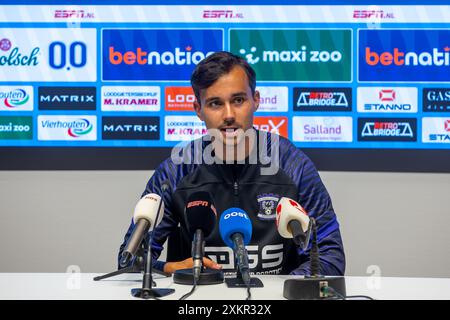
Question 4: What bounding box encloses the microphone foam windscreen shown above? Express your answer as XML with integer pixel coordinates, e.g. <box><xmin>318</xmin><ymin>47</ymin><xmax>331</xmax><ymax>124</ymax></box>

<box><xmin>276</xmin><ymin>197</ymin><xmax>310</xmax><ymax>239</ymax></box>
<box><xmin>219</xmin><ymin>207</ymin><xmax>252</xmax><ymax>248</ymax></box>
<box><xmin>133</xmin><ymin>193</ymin><xmax>164</xmax><ymax>229</ymax></box>
<box><xmin>184</xmin><ymin>191</ymin><xmax>217</xmax><ymax>237</ymax></box>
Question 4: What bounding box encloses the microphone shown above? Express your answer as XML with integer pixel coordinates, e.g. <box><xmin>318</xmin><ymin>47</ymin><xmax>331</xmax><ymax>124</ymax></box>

<box><xmin>276</xmin><ymin>197</ymin><xmax>311</xmax><ymax>250</ymax></box>
<box><xmin>120</xmin><ymin>193</ymin><xmax>164</xmax><ymax>268</ymax></box>
<box><xmin>219</xmin><ymin>208</ymin><xmax>252</xmax><ymax>286</ymax></box>
<box><xmin>184</xmin><ymin>191</ymin><xmax>217</xmax><ymax>282</ymax></box>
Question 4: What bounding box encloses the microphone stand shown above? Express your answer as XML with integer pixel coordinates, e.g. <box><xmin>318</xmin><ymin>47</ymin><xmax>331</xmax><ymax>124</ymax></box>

<box><xmin>131</xmin><ymin>235</ymin><xmax>175</xmax><ymax>299</ymax></box>
<box><xmin>283</xmin><ymin>218</ymin><xmax>346</xmax><ymax>300</ymax></box>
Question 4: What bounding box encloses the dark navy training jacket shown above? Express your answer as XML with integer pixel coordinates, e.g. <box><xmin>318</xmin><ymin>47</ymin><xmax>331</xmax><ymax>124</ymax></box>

<box><xmin>118</xmin><ymin>130</ymin><xmax>345</xmax><ymax>276</ymax></box>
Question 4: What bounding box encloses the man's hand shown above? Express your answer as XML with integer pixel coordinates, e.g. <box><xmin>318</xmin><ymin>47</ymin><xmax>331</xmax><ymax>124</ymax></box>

<box><xmin>163</xmin><ymin>257</ymin><xmax>222</xmax><ymax>274</ymax></box>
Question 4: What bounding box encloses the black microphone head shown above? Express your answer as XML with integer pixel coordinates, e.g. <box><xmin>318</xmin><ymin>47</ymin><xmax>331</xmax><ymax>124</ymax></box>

<box><xmin>184</xmin><ymin>191</ymin><xmax>217</xmax><ymax>238</ymax></box>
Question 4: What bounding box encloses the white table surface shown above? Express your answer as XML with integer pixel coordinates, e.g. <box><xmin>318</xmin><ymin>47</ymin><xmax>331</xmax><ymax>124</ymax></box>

<box><xmin>1</xmin><ymin>273</ymin><xmax>449</xmax><ymax>300</ymax></box>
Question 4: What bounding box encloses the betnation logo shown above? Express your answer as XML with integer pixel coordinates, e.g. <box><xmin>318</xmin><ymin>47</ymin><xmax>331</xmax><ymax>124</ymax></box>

<box><xmin>108</xmin><ymin>46</ymin><xmax>213</xmax><ymax>66</ymax></box>
<box><xmin>365</xmin><ymin>46</ymin><xmax>450</xmax><ymax>67</ymax></box>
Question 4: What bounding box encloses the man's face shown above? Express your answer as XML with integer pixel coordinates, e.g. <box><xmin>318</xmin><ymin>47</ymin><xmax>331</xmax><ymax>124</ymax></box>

<box><xmin>194</xmin><ymin>66</ymin><xmax>259</xmax><ymax>146</ymax></box>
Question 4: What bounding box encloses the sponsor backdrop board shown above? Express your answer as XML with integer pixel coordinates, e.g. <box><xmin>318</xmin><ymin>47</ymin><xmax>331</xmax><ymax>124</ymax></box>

<box><xmin>0</xmin><ymin>2</ymin><xmax>449</xmax><ymax>171</ymax></box>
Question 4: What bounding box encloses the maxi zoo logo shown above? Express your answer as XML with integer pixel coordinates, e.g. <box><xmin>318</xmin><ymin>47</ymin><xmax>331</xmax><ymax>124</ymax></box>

<box><xmin>230</xmin><ymin>29</ymin><xmax>352</xmax><ymax>82</ymax></box>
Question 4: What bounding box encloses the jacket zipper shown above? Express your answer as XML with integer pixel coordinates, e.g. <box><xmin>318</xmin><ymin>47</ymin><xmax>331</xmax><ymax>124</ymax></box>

<box><xmin>233</xmin><ymin>180</ymin><xmax>239</xmax><ymax>207</ymax></box>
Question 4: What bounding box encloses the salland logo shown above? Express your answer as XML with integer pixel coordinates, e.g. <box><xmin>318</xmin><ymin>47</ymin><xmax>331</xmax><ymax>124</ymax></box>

<box><xmin>38</xmin><ymin>87</ymin><xmax>96</xmax><ymax>110</ymax></box>
<box><xmin>294</xmin><ymin>87</ymin><xmax>352</xmax><ymax>112</ymax></box>
<box><xmin>422</xmin><ymin>117</ymin><xmax>450</xmax><ymax>143</ymax></box>
<box><xmin>37</xmin><ymin>115</ymin><xmax>97</xmax><ymax>141</ymax></box>
<box><xmin>102</xmin><ymin>116</ymin><xmax>159</xmax><ymax>140</ymax></box>
<box><xmin>165</xmin><ymin>116</ymin><xmax>207</xmax><ymax>141</ymax></box>
<box><xmin>255</xmin><ymin>86</ymin><xmax>288</xmax><ymax>112</ymax></box>
<box><xmin>0</xmin><ymin>116</ymin><xmax>32</xmax><ymax>140</ymax></box>
<box><xmin>359</xmin><ymin>29</ymin><xmax>450</xmax><ymax>82</ymax></box>
<box><xmin>256</xmin><ymin>194</ymin><xmax>280</xmax><ymax>221</ymax></box>
<box><xmin>253</xmin><ymin>116</ymin><xmax>288</xmax><ymax>138</ymax></box>
<box><xmin>358</xmin><ymin>118</ymin><xmax>417</xmax><ymax>142</ymax></box>
<box><xmin>102</xmin><ymin>29</ymin><xmax>223</xmax><ymax>81</ymax></box>
<box><xmin>230</xmin><ymin>29</ymin><xmax>351</xmax><ymax>81</ymax></box>
<box><xmin>101</xmin><ymin>86</ymin><xmax>160</xmax><ymax>112</ymax></box>
<box><xmin>357</xmin><ymin>87</ymin><xmax>418</xmax><ymax>113</ymax></box>
<box><xmin>165</xmin><ymin>87</ymin><xmax>195</xmax><ymax>111</ymax></box>
<box><xmin>292</xmin><ymin>116</ymin><xmax>353</xmax><ymax>142</ymax></box>
<box><xmin>0</xmin><ymin>29</ymin><xmax>96</xmax><ymax>82</ymax></box>
<box><xmin>202</xmin><ymin>10</ymin><xmax>243</xmax><ymax>19</ymax></box>
<box><xmin>423</xmin><ymin>88</ymin><xmax>450</xmax><ymax>112</ymax></box>
<box><xmin>0</xmin><ymin>86</ymin><xmax>33</xmax><ymax>111</ymax></box>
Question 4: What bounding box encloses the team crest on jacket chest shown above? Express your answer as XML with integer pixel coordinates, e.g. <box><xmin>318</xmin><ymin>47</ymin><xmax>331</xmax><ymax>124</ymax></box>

<box><xmin>256</xmin><ymin>193</ymin><xmax>280</xmax><ymax>220</ymax></box>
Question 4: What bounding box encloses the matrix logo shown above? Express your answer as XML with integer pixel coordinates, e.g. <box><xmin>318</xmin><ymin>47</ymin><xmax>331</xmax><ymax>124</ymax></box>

<box><xmin>230</xmin><ymin>29</ymin><xmax>351</xmax><ymax>81</ymax></box>
<box><xmin>359</xmin><ymin>30</ymin><xmax>450</xmax><ymax>82</ymax></box>
<box><xmin>422</xmin><ymin>117</ymin><xmax>450</xmax><ymax>143</ymax></box>
<box><xmin>38</xmin><ymin>115</ymin><xmax>97</xmax><ymax>141</ymax></box>
<box><xmin>38</xmin><ymin>87</ymin><xmax>96</xmax><ymax>110</ymax></box>
<box><xmin>0</xmin><ymin>86</ymin><xmax>33</xmax><ymax>111</ymax></box>
<box><xmin>423</xmin><ymin>89</ymin><xmax>450</xmax><ymax>112</ymax></box>
<box><xmin>294</xmin><ymin>88</ymin><xmax>352</xmax><ymax>112</ymax></box>
<box><xmin>292</xmin><ymin>116</ymin><xmax>353</xmax><ymax>142</ymax></box>
<box><xmin>0</xmin><ymin>116</ymin><xmax>32</xmax><ymax>140</ymax></box>
<box><xmin>102</xmin><ymin>86</ymin><xmax>160</xmax><ymax>112</ymax></box>
<box><xmin>358</xmin><ymin>118</ymin><xmax>416</xmax><ymax>142</ymax></box>
<box><xmin>357</xmin><ymin>87</ymin><xmax>417</xmax><ymax>113</ymax></box>
<box><xmin>102</xmin><ymin>117</ymin><xmax>159</xmax><ymax>140</ymax></box>
<box><xmin>102</xmin><ymin>29</ymin><xmax>223</xmax><ymax>81</ymax></box>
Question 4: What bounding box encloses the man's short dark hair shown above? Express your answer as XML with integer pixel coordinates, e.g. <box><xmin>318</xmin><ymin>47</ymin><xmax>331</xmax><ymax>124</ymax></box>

<box><xmin>190</xmin><ymin>51</ymin><xmax>256</xmax><ymax>104</ymax></box>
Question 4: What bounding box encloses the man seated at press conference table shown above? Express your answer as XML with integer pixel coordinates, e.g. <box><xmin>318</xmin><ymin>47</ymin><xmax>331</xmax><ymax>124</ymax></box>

<box><xmin>118</xmin><ymin>51</ymin><xmax>345</xmax><ymax>278</ymax></box>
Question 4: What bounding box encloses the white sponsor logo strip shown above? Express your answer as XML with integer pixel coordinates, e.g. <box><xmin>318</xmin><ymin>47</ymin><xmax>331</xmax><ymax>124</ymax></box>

<box><xmin>38</xmin><ymin>115</ymin><xmax>97</xmax><ymax>141</ymax></box>
<box><xmin>357</xmin><ymin>87</ymin><xmax>417</xmax><ymax>113</ymax></box>
<box><xmin>256</xmin><ymin>86</ymin><xmax>288</xmax><ymax>112</ymax></box>
<box><xmin>293</xmin><ymin>116</ymin><xmax>353</xmax><ymax>142</ymax></box>
<box><xmin>101</xmin><ymin>86</ymin><xmax>160</xmax><ymax>111</ymax></box>
<box><xmin>422</xmin><ymin>117</ymin><xmax>450</xmax><ymax>143</ymax></box>
<box><xmin>164</xmin><ymin>116</ymin><xmax>206</xmax><ymax>141</ymax></box>
<box><xmin>0</xmin><ymin>86</ymin><xmax>33</xmax><ymax>111</ymax></box>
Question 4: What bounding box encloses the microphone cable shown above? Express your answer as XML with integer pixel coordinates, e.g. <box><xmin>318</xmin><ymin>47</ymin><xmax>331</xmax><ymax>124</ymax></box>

<box><xmin>179</xmin><ymin>277</ymin><xmax>198</xmax><ymax>300</ymax></box>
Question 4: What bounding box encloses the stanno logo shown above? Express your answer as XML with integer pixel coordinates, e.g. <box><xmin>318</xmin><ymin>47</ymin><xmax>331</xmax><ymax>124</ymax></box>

<box><xmin>358</xmin><ymin>87</ymin><xmax>417</xmax><ymax>113</ymax></box>
<box><xmin>422</xmin><ymin>117</ymin><xmax>450</xmax><ymax>143</ymax></box>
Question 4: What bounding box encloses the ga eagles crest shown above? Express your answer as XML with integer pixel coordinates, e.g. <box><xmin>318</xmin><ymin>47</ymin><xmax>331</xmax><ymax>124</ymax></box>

<box><xmin>256</xmin><ymin>193</ymin><xmax>280</xmax><ymax>220</ymax></box>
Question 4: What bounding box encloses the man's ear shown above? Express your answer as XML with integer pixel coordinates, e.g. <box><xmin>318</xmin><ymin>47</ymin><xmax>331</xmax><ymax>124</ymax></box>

<box><xmin>193</xmin><ymin>100</ymin><xmax>204</xmax><ymax>121</ymax></box>
<box><xmin>253</xmin><ymin>90</ymin><xmax>260</xmax><ymax>112</ymax></box>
